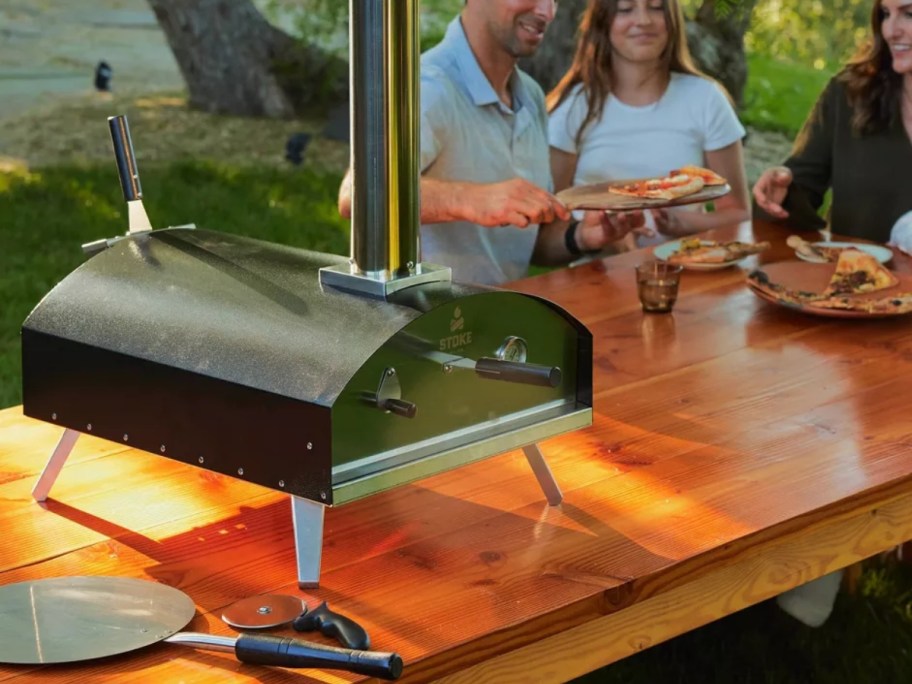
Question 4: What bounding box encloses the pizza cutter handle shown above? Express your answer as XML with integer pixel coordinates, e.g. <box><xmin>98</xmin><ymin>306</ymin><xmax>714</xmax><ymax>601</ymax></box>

<box><xmin>234</xmin><ymin>633</ymin><xmax>403</xmax><ymax>680</ymax></box>
<box><xmin>292</xmin><ymin>601</ymin><xmax>371</xmax><ymax>649</ymax></box>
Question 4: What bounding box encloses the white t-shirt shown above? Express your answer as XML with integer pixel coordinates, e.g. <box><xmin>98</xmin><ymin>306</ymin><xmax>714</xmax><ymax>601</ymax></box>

<box><xmin>549</xmin><ymin>74</ymin><xmax>745</xmax><ymax>246</ymax></box>
<box><xmin>549</xmin><ymin>73</ymin><xmax>745</xmax><ymax>185</ymax></box>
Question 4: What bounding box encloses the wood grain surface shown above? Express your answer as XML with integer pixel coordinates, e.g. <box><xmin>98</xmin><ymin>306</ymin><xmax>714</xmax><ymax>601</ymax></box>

<box><xmin>2</xmin><ymin>221</ymin><xmax>911</xmax><ymax>683</ymax></box>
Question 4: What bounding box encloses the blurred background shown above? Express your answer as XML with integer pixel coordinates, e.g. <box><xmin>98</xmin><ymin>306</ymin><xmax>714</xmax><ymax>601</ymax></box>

<box><xmin>1</xmin><ymin>2</ymin><xmax>909</xmax><ymax>681</ymax></box>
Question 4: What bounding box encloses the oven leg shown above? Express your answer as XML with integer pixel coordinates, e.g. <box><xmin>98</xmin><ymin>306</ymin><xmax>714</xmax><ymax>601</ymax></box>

<box><xmin>522</xmin><ymin>443</ymin><xmax>563</xmax><ymax>506</ymax></box>
<box><xmin>291</xmin><ymin>495</ymin><xmax>326</xmax><ymax>588</ymax></box>
<box><xmin>32</xmin><ymin>428</ymin><xmax>80</xmax><ymax>502</ymax></box>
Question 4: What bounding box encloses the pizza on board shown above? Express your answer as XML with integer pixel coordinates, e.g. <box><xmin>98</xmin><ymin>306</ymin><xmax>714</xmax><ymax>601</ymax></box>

<box><xmin>609</xmin><ymin>173</ymin><xmax>705</xmax><ymax>201</ymax></box>
<box><xmin>747</xmin><ymin>247</ymin><xmax>905</xmax><ymax>314</ymax></box>
<box><xmin>669</xmin><ymin>165</ymin><xmax>727</xmax><ymax>186</ymax></box>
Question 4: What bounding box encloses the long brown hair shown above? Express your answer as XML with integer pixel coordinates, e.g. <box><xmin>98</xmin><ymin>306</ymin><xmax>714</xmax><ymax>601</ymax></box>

<box><xmin>546</xmin><ymin>0</ymin><xmax>711</xmax><ymax>147</ymax></box>
<box><xmin>838</xmin><ymin>0</ymin><xmax>903</xmax><ymax>135</ymax></box>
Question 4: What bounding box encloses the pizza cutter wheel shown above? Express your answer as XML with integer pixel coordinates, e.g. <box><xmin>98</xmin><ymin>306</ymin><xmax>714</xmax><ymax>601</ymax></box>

<box><xmin>222</xmin><ymin>593</ymin><xmax>371</xmax><ymax>649</ymax></box>
<box><xmin>222</xmin><ymin>594</ymin><xmax>305</xmax><ymax>629</ymax></box>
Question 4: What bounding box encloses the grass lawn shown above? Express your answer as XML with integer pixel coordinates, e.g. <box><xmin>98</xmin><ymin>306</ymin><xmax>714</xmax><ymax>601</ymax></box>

<box><xmin>742</xmin><ymin>54</ymin><xmax>836</xmax><ymax>137</ymax></box>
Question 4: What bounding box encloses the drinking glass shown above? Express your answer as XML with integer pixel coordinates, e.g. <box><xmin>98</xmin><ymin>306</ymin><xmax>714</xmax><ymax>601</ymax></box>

<box><xmin>635</xmin><ymin>261</ymin><xmax>683</xmax><ymax>313</ymax></box>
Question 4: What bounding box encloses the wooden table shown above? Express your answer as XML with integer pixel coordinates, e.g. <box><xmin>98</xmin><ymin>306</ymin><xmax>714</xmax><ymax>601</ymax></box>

<box><xmin>3</xmin><ymin>220</ymin><xmax>912</xmax><ymax>683</ymax></box>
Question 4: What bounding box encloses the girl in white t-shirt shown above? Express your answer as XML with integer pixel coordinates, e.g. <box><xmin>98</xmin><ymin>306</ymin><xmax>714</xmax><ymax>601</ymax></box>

<box><xmin>547</xmin><ymin>0</ymin><xmax>751</xmax><ymax>248</ymax></box>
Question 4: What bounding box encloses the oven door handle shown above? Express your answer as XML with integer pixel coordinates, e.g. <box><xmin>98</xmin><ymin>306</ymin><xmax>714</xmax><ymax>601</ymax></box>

<box><xmin>474</xmin><ymin>357</ymin><xmax>561</xmax><ymax>388</ymax></box>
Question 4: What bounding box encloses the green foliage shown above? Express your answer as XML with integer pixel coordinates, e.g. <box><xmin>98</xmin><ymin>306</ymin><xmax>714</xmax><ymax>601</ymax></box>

<box><xmin>741</xmin><ymin>53</ymin><xmax>835</xmax><ymax>135</ymax></box>
<box><xmin>746</xmin><ymin>0</ymin><xmax>871</xmax><ymax>71</ymax></box>
<box><xmin>0</xmin><ymin>162</ymin><xmax>347</xmax><ymax>409</ymax></box>
<box><xmin>261</xmin><ymin>0</ymin><xmax>462</xmax><ymax>56</ymax></box>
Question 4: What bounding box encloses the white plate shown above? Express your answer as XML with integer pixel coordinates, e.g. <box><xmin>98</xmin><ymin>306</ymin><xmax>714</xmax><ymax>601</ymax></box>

<box><xmin>653</xmin><ymin>239</ymin><xmax>748</xmax><ymax>271</ymax></box>
<box><xmin>795</xmin><ymin>241</ymin><xmax>893</xmax><ymax>264</ymax></box>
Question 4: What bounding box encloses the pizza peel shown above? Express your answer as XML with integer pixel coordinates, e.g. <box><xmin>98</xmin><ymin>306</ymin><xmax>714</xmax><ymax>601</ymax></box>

<box><xmin>556</xmin><ymin>180</ymin><xmax>731</xmax><ymax>211</ymax></box>
<box><xmin>0</xmin><ymin>576</ymin><xmax>402</xmax><ymax>679</ymax></box>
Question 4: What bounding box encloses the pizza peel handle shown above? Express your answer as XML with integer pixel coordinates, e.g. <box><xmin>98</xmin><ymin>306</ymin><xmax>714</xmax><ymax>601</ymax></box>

<box><xmin>233</xmin><ymin>633</ymin><xmax>403</xmax><ymax>679</ymax></box>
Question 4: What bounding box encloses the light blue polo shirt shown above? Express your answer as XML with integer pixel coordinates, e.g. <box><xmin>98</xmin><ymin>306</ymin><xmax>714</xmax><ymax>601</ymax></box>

<box><xmin>419</xmin><ymin>18</ymin><xmax>552</xmax><ymax>285</ymax></box>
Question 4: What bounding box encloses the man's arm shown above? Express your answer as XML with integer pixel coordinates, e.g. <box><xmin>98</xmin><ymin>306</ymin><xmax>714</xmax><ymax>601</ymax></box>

<box><xmin>339</xmin><ymin>169</ymin><xmax>569</xmax><ymax>228</ymax></box>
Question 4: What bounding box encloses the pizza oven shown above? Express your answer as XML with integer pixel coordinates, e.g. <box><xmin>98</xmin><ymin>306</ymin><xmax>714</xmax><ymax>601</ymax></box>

<box><xmin>20</xmin><ymin>0</ymin><xmax>592</xmax><ymax>586</ymax></box>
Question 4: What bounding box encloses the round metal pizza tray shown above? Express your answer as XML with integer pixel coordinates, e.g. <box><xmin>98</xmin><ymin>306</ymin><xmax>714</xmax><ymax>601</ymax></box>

<box><xmin>747</xmin><ymin>261</ymin><xmax>912</xmax><ymax>319</ymax></box>
<box><xmin>556</xmin><ymin>180</ymin><xmax>730</xmax><ymax>211</ymax></box>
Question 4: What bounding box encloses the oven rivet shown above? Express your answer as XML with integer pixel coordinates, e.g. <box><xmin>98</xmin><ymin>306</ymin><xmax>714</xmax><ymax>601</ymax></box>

<box><xmin>443</xmin><ymin>364</ymin><xmax>453</xmax><ymax>374</ymax></box>
<box><xmin>198</xmin><ymin>456</ymin><xmax>205</xmax><ymax>464</ymax></box>
<box><xmin>306</xmin><ymin>442</ymin><xmax>313</xmax><ymax>450</ymax></box>
<box><xmin>86</xmin><ymin>423</ymin><xmax>93</xmax><ymax>431</ymax></box>
<box><xmin>320</xmin><ymin>491</ymin><xmax>327</xmax><ymax>500</ymax></box>
<box><xmin>160</xmin><ymin>445</ymin><xmax>166</xmax><ymax>453</ymax></box>
<box><xmin>238</xmin><ymin>467</ymin><xmax>244</xmax><ymax>476</ymax></box>
<box><xmin>278</xmin><ymin>480</ymin><xmax>285</xmax><ymax>488</ymax></box>
<box><xmin>386</xmin><ymin>369</ymin><xmax>395</xmax><ymax>377</ymax></box>
<box><xmin>51</xmin><ymin>412</ymin><xmax>57</xmax><ymax>420</ymax></box>
<box><xmin>407</xmin><ymin>261</ymin><xmax>415</xmax><ymax>270</ymax></box>
<box><xmin>123</xmin><ymin>434</ymin><xmax>129</xmax><ymax>442</ymax></box>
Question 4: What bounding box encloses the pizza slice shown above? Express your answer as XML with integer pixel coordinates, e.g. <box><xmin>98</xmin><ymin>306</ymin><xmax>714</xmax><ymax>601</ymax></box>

<box><xmin>668</xmin><ymin>238</ymin><xmax>770</xmax><ymax>264</ymax></box>
<box><xmin>609</xmin><ymin>173</ymin><xmax>705</xmax><ymax>201</ymax></box>
<box><xmin>808</xmin><ymin>292</ymin><xmax>912</xmax><ymax>314</ymax></box>
<box><xmin>822</xmin><ymin>248</ymin><xmax>898</xmax><ymax>296</ymax></box>
<box><xmin>747</xmin><ymin>269</ymin><xmax>828</xmax><ymax>305</ymax></box>
<box><xmin>786</xmin><ymin>235</ymin><xmax>845</xmax><ymax>263</ymax></box>
<box><xmin>669</xmin><ymin>165</ymin><xmax>727</xmax><ymax>186</ymax></box>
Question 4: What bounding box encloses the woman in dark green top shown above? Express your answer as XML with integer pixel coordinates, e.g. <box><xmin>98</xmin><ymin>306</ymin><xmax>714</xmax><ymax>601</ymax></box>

<box><xmin>753</xmin><ymin>0</ymin><xmax>912</xmax><ymax>244</ymax></box>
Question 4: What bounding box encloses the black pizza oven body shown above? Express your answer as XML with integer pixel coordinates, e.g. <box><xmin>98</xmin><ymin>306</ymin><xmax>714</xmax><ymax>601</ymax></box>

<box><xmin>22</xmin><ymin>227</ymin><xmax>592</xmax><ymax>506</ymax></box>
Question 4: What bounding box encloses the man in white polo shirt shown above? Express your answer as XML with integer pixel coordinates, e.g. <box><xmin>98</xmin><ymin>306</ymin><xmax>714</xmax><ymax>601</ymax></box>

<box><xmin>339</xmin><ymin>0</ymin><xmax>638</xmax><ymax>285</ymax></box>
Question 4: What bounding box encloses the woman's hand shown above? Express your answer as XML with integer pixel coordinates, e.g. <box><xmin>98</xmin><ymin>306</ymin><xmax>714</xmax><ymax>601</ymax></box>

<box><xmin>752</xmin><ymin>166</ymin><xmax>793</xmax><ymax>219</ymax></box>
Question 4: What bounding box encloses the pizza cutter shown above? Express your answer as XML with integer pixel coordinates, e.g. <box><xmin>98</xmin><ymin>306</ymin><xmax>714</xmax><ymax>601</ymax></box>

<box><xmin>222</xmin><ymin>593</ymin><xmax>371</xmax><ymax>650</ymax></box>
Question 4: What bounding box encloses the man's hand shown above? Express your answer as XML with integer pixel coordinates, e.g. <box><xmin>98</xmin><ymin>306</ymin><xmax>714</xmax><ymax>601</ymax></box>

<box><xmin>577</xmin><ymin>209</ymin><xmax>649</xmax><ymax>250</ymax></box>
<box><xmin>752</xmin><ymin>166</ymin><xmax>793</xmax><ymax>219</ymax></box>
<box><xmin>464</xmin><ymin>178</ymin><xmax>570</xmax><ymax>228</ymax></box>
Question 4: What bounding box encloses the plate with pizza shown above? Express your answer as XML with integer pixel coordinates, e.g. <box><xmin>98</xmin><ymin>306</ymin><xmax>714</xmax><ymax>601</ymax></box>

<box><xmin>786</xmin><ymin>235</ymin><xmax>893</xmax><ymax>264</ymax></box>
<box><xmin>747</xmin><ymin>248</ymin><xmax>912</xmax><ymax>318</ymax></box>
<box><xmin>654</xmin><ymin>237</ymin><xmax>771</xmax><ymax>271</ymax></box>
<box><xmin>556</xmin><ymin>165</ymin><xmax>731</xmax><ymax>211</ymax></box>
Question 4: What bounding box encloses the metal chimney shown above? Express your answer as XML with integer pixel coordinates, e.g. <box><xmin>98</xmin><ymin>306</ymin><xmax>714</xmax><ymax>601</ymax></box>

<box><xmin>320</xmin><ymin>0</ymin><xmax>450</xmax><ymax>298</ymax></box>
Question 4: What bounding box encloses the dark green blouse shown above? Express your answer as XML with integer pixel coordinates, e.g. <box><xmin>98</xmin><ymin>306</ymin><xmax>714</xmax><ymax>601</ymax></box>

<box><xmin>769</xmin><ymin>77</ymin><xmax>912</xmax><ymax>242</ymax></box>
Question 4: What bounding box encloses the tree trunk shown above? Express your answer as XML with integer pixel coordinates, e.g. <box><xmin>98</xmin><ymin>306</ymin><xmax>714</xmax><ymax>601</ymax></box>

<box><xmin>518</xmin><ymin>0</ymin><xmax>586</xmax><ymax>95</ymax></box>
<box><xmin>147</xmin><ymin>0</ymin><xmax>346</xmax><ymax>118</ymax></box>
<box><xmin>686</xmin><ymin>0</ymin><xmax>759</xmax><ymax>106</ymax></box>
<box><xmin>519</xmin><ymin>0</ymin><xmax>758</xmax><ymax>107</ymax></box>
